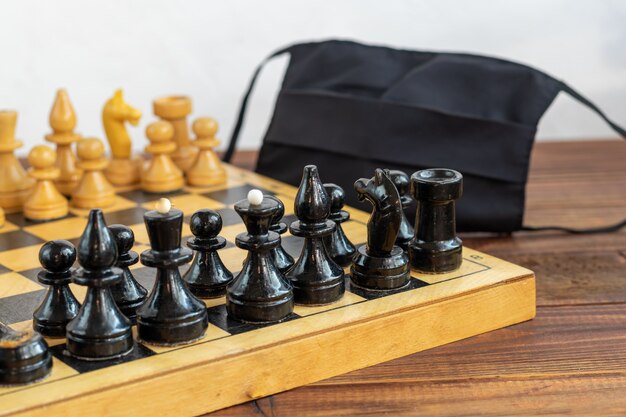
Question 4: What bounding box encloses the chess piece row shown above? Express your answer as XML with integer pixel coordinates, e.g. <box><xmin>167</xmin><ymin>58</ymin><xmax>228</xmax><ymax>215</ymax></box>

<box><xmin>1</xmin><ymin>164</ymin><xmax>463</xmax><ymax>385</ymax></box>
<box><xmin>0</xmin><ymin>90</ymin><xmax>227</xmax><ymax>222</ymax></box>
<box><xmin>182</xmin><ymin>164</ymin><xmax>463</xmax><ymax>324</ymax></box>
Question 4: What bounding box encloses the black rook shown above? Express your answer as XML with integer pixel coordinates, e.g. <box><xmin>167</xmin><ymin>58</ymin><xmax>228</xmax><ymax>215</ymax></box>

<box><xmin>409</xmin><ymin>168</ymin><xmax>463</xmax><ymax>273</ymax></box>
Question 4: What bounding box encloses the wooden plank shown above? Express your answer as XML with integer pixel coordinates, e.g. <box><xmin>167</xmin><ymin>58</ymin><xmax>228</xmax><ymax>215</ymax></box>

<box><xmin>501</xmin><ymin>252</ymin><xmax>626</xmax><ymax>306</ymax></box>
<box><xmin>464</xmin><ymin>232</ymin><xmax>626</xmax><ymax>256</ymax></box>
<box><xmin>211</xmin><ymin>303</ymin><xmax>626</xmax><ymax>416</ymax></box>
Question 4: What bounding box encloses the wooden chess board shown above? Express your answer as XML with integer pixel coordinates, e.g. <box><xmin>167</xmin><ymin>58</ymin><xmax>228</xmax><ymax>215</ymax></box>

<box><xmin>0</xmin><ymin>165</ymin><xmax>536</xmax><ymax>417</ymax></box>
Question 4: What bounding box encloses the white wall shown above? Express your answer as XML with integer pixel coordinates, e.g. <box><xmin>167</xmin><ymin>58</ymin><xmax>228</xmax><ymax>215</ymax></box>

<box><xmin>2</xmin><ymin>0</ymin><xmax>625</xmax><ymax>155</ymax></box>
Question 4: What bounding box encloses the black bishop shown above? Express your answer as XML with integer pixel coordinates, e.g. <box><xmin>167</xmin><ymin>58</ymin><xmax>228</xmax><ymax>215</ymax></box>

<box><xmin>285</xmin><ymin>165</ymin><xmax>345</xmax><ymax>305</ymax></box>
<box><xmin>66</xmin><ymin>209</ymin><xmax>134</xmax><ymax>360</ymax></box>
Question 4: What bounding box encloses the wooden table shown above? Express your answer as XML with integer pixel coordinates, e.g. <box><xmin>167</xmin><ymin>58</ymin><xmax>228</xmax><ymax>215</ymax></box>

<box><xmin>213</xmin><ymin>139</ymin><xmax>626</xmax><ymax>416</ymax></box>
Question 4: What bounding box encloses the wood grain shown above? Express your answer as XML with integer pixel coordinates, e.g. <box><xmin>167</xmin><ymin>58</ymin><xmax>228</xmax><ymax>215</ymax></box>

<box><xmin>213</xmin><ymin>140</ymin><xmax>626</xmax><ymax>417</ymax></box>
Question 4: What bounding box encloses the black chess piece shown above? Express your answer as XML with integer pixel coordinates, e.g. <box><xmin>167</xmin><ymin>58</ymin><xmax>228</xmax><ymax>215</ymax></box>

<box><xmin>351</xmin><ymin>169</ymin><xmax>410</xmax><ymax>290</ymax></box>
<box><xmin>66</xmin><ymin>209</ymin><xmax>134</xmax><ymax>360</ymax></box>
<box><xmin>267</xmin><ymin>195</ymin><xmax>295</xmax><ymax>273</ymax></box>
<box><xmin>183</xmin><ymin>209</ymin><xmax>234</xmax><ymax>298</ymax></box>
<box><xmin>388</xmin><ymin>170</ymin><xmax>414</xmax><ymax>251</ymax></box>
<box><xmin>285</xmin><ymin>165</ymin><xmax>345</xmax><ymax>305</ymax></box>
<box><xmin>226</xmin><ymin>191</ymin><xmax>294</xmax><ymax>323</ymax></box>
<box><xmin>32</xmin><ymin>240</ymin><xmax>81</xmax><ymax>338</ymax></box>
<box><xmin>0</xmin><ymin>324</ymin><xmax>52</xmax><ymax>385</ymax></box>
<box><xmin>409</xmin><ymin>168</ymin><xmax>463</xmax><ymax>273</ymax></box>
<box><xmin>109</xmin><ymin>225</ymin><xmax>147</xmax><ymax>323</ymax></box>
<box><xmin>323</xmin><ymin>183</ymin><xmax>356</xmax><ymax>267</ymax></box>
<box><xmin>137</xmin><ymin>206</ymin><xmax>208</xmax><ymax>345</ymax></box>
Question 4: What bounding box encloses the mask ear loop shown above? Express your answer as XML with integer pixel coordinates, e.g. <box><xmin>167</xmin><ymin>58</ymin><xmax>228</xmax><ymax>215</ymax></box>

<box><xmin>522</xmin><ymin>219</ymin><xmax>626</xmax><ymax>234</ymax></box>
<box><xmin>223</xmin><ymin>47</ymin><xmax>292</xmax><ymax>163</ymax></box>
<box><xmin>522</xmin><ymin>81</ymin><xmax>626</xmax><ymax>234</ymax></box>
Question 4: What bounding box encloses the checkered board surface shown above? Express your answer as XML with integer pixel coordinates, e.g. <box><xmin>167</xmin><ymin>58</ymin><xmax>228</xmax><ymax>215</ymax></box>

<box><xmin>0</xmin><ymin>165</ymin><xmax>535</xmax><ymax>416</ymax></box>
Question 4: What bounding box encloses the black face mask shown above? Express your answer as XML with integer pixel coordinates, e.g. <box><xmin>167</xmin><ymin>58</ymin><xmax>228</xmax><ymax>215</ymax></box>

<box><xmin>224</xmin><ymin>39</ymin><xmax>625</xmax><ymax>233</ymax></box>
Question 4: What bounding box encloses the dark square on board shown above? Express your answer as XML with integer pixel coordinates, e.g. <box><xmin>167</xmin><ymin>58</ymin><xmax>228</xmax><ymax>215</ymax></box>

<box><xmin>345</xmin><ymin>277</ymin><xmax>430</xmax><ymax>300</ymax></box>
<box><xmin>216</xmin><ymin>207</ymin><xmax>241</xmax><ymax>227</ymax></box>
<box><xmin>14</xmin><ymin>267</ymin><xmax>42</xmax><ymax>284</ymax></box>
<box><xmin>202</xmin><ymin>184</ymin><xmax>275</xmax><ymax>206</ymax></box>
<box><xmin>118</xmin><ymin>189</ymin><xmax>189</xmax><ymax>204</ymax></box>
<box><xmin>131</xmin><ymin>266</ymin><xmax>156</xmax><ymax>291</ymax></box>
<box><xmin>4</xmin><ymin>212</ymin><xmax>75</xmax><ymax>228</ymax></box>
<box><xmin>0</xmin><ymin>230</ymin><xmax>45</xmax><ymax>251</ymax></box>
<box><xmin>206</xmin><ymin>304</ymin><xmax>300</xmax><ymax>336</ymax></box>
<box><xmin>50</xmin><ymin>342</ymin><xmax>156</xmax><ymax>374</ymax></box>
<box><xmin>280</xmin><ymin>235</ymin><xmax>304</xmax><ymax>259</ymax></box>
<box><xmin>104</xmin><ymin>207</ymin><xmax>148</xmax><ymax>226</ymax></box>
<box><xmin>0</xmin><ymin>290</ymin><xmax>46</xmax><ymax>325</ymax></box>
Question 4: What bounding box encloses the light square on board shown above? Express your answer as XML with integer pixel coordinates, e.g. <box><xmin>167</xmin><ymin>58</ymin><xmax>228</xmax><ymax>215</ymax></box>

<box><xmin>23</xmin><ymin>217</ymin><xmax>90</xmax><ymax>241</ymax></box>
<box><xmin>0</xmin><ymin>355</ymin><xmax>79</xmax><ymax>396</ymax></box>
<box><xmin>219</xmin><ymin>224</ymin><xmax>246</xmax><ymax>247</ymax></box>
<box><xmin>203</xmin><ymin>296</ymin><xmax>227</xmax><ymax>309</ymax></box>
<box><xmin>0</xmin><ymin>221</ymin><xmax>19</xmax><ymax>235</ymax></box>
<box><xmin>0</xmin><ymin>272</ymin><xmax>43</xmax><ymax>298</ymax></box>
<box><xmin>218</xmin><ymin>246</ymin><xmax>246</xmax><ymax>276</ymax></box>
<box><xmin>0</xmin><ymin>244</ymin><xmax>44</xmax><ymax>271</ymax></box>
<box><xmin>146</xmin><ymin>324</ymin><xmax>231</xmax><ymax>354</ymax></box>
<box><xmin>69</xmin><ymin>195</ymin><xmax>139</xmax><ymax>217</ymax></box>
<box><xmin>10</xmin><ymin>320</ymin><xmax>66</xmax><ymax>347</ymax></box>
<box><xmin>414</xmin><ymin>256</ymin><xmax>490</xmax><ymax>285</ymax></box>
<box><xmin>340</xmin><ymin>220</ymin><xmax>368</xmax><ymax>247</ymax></box>
<box><xmin>293</xmin><ymin>291</ymin><xmax>367</xmax><ymax>317</ymax></box>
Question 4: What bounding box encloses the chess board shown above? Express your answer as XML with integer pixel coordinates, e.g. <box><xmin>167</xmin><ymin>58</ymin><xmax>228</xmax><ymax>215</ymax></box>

<box><xmin>0</xmin><ymin>165</ymin><xmax>536</xmax><ymax>417</ymax></box>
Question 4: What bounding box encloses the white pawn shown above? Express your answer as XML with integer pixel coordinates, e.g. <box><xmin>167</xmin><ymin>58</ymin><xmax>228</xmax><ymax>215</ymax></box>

<box><xmin>71</xmin><ymin>138</ymin><xmax>116</xmax><ymax>209</ymax></box>
<box><xmin>24</xmin><ymin>145</ymin><xmax>68</xmax><ymax>221</ymax></box>
<box><xmin>141</xmin><ymin>121</ymin><xmax>184</xmax><ymax>194</ymax></box>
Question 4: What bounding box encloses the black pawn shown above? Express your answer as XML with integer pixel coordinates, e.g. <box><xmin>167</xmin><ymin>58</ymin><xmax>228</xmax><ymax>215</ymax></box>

<box><xmin>351</xmin><ymin>169</ymin><xmax>410</xmax><ymax>290</ymax></box>
<box><xmin>389</xmin><ymin>170</ymin><xmax>415</xmax><ymax>251</ymax></box>
<box><xmin>138</xmin><ymin>207</ymin><xmax>208</xmax><ymax>345</ymax></box>
<box><xmin>109</xmin><ymin>225</ymin><xmax>147</xmax><ymax>323</ymax></box>
<box><xmin>285</xmin><ymin>165</ymin><xmax>345</xmax><ymax>305</ymax></box>
<box><xmin>323</xmin><ymin>183</ymin><xmax>356</xmax><ymax>267</ymax></box>
<box><xmin>267</xmin><ymin>195</ymin><xmax>295</xmax><ymax>273</ymax></box>
<box><xmin>409</xmin><ymin>168</ymin><xmax>463</xmax><ymax>273</ymax></box>
<box><xmin>226</xmin><ymin>192</ymin><xmax>294</xmax><ymax>323</ymax></box>
<box><xmin>33</xmin><ymin>240</ymin><xmax>81</xmax><ymax>338</ymax></box>
<box><xmin>0</xmin><ymin>324</ymin><xmax>52</xmax><ymax>385</ymax></box>
<box><xmin>183</xmin><ymin>209</ymin><xmax>234</xmax><ymax>298</ymax></box>
<box><xmin>66</xmin><ymin>209</ymin><xmax>134</xmax><ymax>360</ymax></box>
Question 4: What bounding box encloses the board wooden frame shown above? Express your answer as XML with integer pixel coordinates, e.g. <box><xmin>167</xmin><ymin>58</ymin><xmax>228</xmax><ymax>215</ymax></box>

<box><xmin>0</xmin><ymin>166</ymin><xmax>536</xmax><ymax>416</ymax></box>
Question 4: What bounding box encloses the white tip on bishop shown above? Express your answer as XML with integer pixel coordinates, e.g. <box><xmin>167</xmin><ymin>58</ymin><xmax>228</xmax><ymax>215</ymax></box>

<box><xmin>247</xmin><ymin>189</ymin><xmax>264</xmax><ymax>205</ymax></box>
<box><xmin>155</xmin><ymin>197</ymin><xmax>172</xmax><ymax>214</ymax></box>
